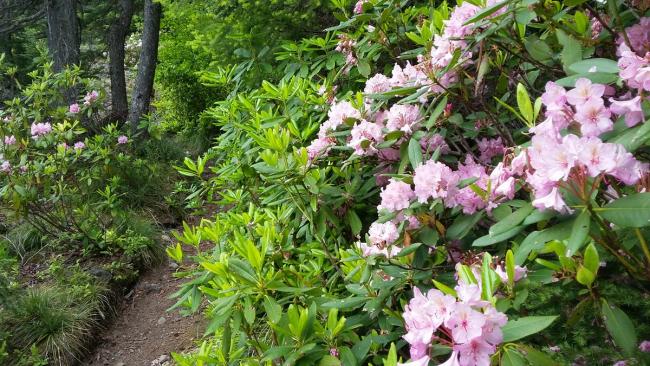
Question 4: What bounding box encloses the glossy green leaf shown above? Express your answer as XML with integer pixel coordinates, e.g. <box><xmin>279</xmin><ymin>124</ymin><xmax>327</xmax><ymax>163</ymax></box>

<box><xmin>566</xmin><ymin>209</ymin><xmax>591</xmax><ymax>256</ymax></box>
<box><xmin>489</xmin><ymin>203</ymin><xmax>533</xmax><ymax>236</ymax></box>
<box><xmin>502</xmin><ymin>316</ymin><xmax>558</xmax><ymax>342</ymax></box>
<box><xmin>596</xmin><ymin>193</ymin><xmax>650</xmax><ymax>228</ymax></box>
<box><xmin>408</xmin><ymin>137</ymin><xmax>423</xmax><ymax>170</ymax></box>
<box><xmin>601</xmin><ymin>299</ymin><xmax>637</xmax><ymax>355</ymax></box>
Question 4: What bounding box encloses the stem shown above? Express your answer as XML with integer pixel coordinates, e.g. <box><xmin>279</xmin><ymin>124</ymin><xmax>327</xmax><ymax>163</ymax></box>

<box><xmin>634</xmin><ymin>228</ymin><xmax>650</xmax><ymax>266</ymax></box>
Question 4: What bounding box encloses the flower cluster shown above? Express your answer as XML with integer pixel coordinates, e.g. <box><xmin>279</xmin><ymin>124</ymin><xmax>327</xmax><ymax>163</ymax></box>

<box><xmin>515</xmin><ymin>78</ymin><xmax>647</xmax><ymax>212</ymax></box>
<box><xmin>30</xmin><ymin>122</ymin><xmax>52</xmax><ymax>139</ymax></box>
<box><xmin>617</xmin><ymin>18</ymin><xmax>650</xmax><ymax>92</ymax></box>
<box><xmin>399</xmin><ymin>263</ymin><xmax>508</xmax><ymax>366</ymax></box>
<box><xmin>83</xmin><ymin>90</ymin><xmax>99</xmax><ymax>106</ymax></box>
<box><xmin>353</xmin><ymin>0</ymin><xmax>368</xmax><ymax>14</ymax></box>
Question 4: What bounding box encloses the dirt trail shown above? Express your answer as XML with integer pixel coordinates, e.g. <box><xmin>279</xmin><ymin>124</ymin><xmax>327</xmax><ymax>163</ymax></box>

<box><xmin>84</xmin><ymin>259</ymin><xmax>205</xmax><ymax>366</ymax></box>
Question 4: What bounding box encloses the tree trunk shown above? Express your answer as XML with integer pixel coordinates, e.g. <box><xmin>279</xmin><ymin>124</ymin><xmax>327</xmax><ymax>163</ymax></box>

<box><xmin>108</xmin><ymin>0</ymin><xmax>135</xmax><ymax>122</ymax></box>
<box><xmin>46</xmin><ymin>0</ymin><xmax>80</xmax><ymax>72</ymax></box>
<box><xmin>128</xmin><ymin>0</ymin><xmax>161</xmax><ymax>134</ymax></box>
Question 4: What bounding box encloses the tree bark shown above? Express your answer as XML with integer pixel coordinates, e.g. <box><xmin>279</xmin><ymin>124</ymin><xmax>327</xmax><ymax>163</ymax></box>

<box><xmin>108</xmin><ymin>0</ymin><xmax>135</xmax><ymax>122</ymax></box>
<box><xmin>128</xmin><ymin>0</ymin><xmax>161</xmax><ymax>134</ymax></box>
<box><xmin>46</xmin><ymin>0</ymin><xmax>80</xmax><ymax>72</ymax></box>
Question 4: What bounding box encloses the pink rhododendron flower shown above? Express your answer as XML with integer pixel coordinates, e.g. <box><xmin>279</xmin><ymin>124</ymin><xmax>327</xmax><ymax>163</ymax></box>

<box><xmin>69</xmin><ymin>103</ymin><xmax>80</xmax><ymax>114</ymax></box>
<box><xmin>532</xmin><ymin>187</ymin><xmax>569</xmax><ymax>212</ymax></box>
<box><xmin>397</xmin><ymin>356</ymin><xmax>431</xmax><ymax>366</ymax></box>
<box><xmin>74</xmin><ymin>141</ymin><xmax>85</xmax><ymax>150</ymax></box>
<box><xmin>613</xmin><ymin>361</ymin><xmax>627</xmax><ymax>366</ymax></box>
<box><xmin>364</xmin><ymin>73</ymin><xmax>392</xmax><ymax>95</ymax></box>
<box><xmin>348</xmin><ymin>120</ymin><xmax>384</xmax><ymax>156</ymax></box>
<box><xmin>541</xmin><ymin>81</ymin><xmax>567</xmax><ymax>108</ymax></box>
<box><xmin>30</xmin><ymin>122</ymin><xmax>52</xmax><ymax>139</ymax></box>
<box><xmin>494</xmin><ymin>264</ymin><xmax>527</xmax><ymax>283</ymax></box>
<box><xmin>4</xmin><ymin>135</ymin><xmax>16</xmax><ymax>145</ymax></box>
<box><xmin>319</xmin><ymin>101</ymin><xmax>361</xmax><ymax>138</ymax></box>
<box><xmin>420</xmin><ymin>133</ymin><xmax>450</xmax><ymax>154</ymax></box>
<box><xmin>378</xmin><ymin>179</ymin><xmax>415</xmax><ymax>212</ymax></box>
<box><xmin>307</xmin><ymin>137</ymin><xmax>334</xmax><ymax>160</ymax></box>
<box><xmin>0</xmin><ymin>161</ymin><xmax>11</xmax><ymax>173</ymax></box>
<box><xmin>574</xmin><ymin>99</ymin><xmax>613</xmax><ymax>137</ymax></box>
<box><xmin>619</xmin><ymin>17</ymin><xmax>650</xmax><ymax>56</ymax></box>
<box><xmin>367</xmin><ymin>221</ymin><xmax>399</xmax><ymax>246</ymax></box>
<box><xmin>386</xmin><ymin>104</ymin><xmax>421</xmax><ymax>133</ymax></box>
<box><xmin>84</xmin><ymin>90</ymin><xmax>99</xmax><ymax>105</ymax></box>
<box><xmin>117</xmin><ymin>135</ymin><xmax>128</xmax><ymax>144</ymax></box>
<box><xmin>444</xmin><ymin>304</ymin><xmax>486</xmax><ymax>344</ymax></box>
<box><xmin>477</xmin><ymin>137</ymin><xmax>504</xmax><ymax>163</ymax></box>
<box><xmin>353</xmin><ymin>0</ymin><xmax>368</xmax><ymax>14</ymax></box>
<box><xmin>413</xmin><ymin>160</ymin><xmax>457</xmax><ymax>203</ymax></box>
<box><xmin>566</xmin><ymin>78</ymin><xmax>606</xmax><ymax>106</ymax></box>
<box><xmin>639</xmin><ymin>340</ymin><xmax>650</xmax><ymax>352</ymax></box>
<box><xmin>610</xmin><ymin>96</ymin><xmax>644</xmax><ymax>127</ymax></box>
<box><xmin>454</xmin><ymin>337</ymin><xmax>495</xmax><ymax>366</ymax></box>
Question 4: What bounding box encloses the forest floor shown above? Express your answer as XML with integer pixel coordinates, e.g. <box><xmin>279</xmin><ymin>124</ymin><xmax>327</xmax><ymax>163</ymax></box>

<box><xmin>84</xmin><ymin>256</ymin><xmax>205</xmax><ymax>366</ymax></box>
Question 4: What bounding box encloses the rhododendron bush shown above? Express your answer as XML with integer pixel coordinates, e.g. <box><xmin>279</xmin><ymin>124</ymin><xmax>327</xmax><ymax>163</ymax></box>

<box><xmin>0</xmin><ymin>63</ymin><xmax>164</xmax><ymax>256</ymax></box>
<box><xmin>171</xmin><ymin>1</ymin><xmax>650</xmax><ymax>365</ymax></box>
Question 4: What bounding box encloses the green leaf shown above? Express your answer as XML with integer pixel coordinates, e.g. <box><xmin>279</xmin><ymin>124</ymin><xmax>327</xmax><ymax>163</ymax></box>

<box><xmin>463</xmin><ymin>0</ymin><xmax>508</xmax><ymax>25</ymax></box>
<box><xmin>524</xmin><ymin>36</ymin><xmax>553</xmax><ymax>63</ymax></box>
<box><xmin>473</xmin><ymin>225</ymin><xmax>524</xmax><ymax>247</ymax></box>
<box><xmin>501</xmin><ymin>349</ymin><xmax>526</xmax><ymax>366</ymax></box>
<box><xmin>566</xmin><ymin>0</ymin><xmax>589</xmax><ymax>5</ymax></box>
<box><xmin>501</xmin><ymin>316</ymin><xmax>558</xmax><ymax>342</ymax></box>
<box><xmin>568</xmin><ymin>58</ymin><xmax>619</xmax><ymax>74</ymax></box>
<box><xmin>433</xmin><ymin>279</ymin><xmax>458</xmax><ymax>297</ymax></box>
<box><xmin>263</xmin><ymin>296</ymin><xmax>282</xmax><ymax>324</ymax></box>
<box><xmin>383</xmin><ymin>343</ymin><xmax>397</xmax><ymax>366</ymax></box>
<box><xmin>447</xmin><ymin>212</ymin><xmax>484</xmax><ymax>240</ymax></box>
<box><xmin>596</xmin><ymin>193</ymin><xmax>650</xmax><ymax>228</ymax></box>
<box><xmin>339</xmin><ymin>347</ymin><xmax>357</xmax><ymax>366</ymax></box>
<box><xmin>583</xmin><ymin>242</ymin><xmax>600</xmax><ymax>274</ymax></box>
<box><xmin>357</xmin><ymin>59</ymin><xmax>371</xmax><ymax>77</ymax></box>
<box><xmin>516</xmin><ymin>83</ymin><xmax>534</xmax><ymax>124</ymax></box>
<box><xmin>481</xmin><ymin>253</ymin><xmax>500</xmax><ymax>301</ymax></box>
<box><xmin>408</xmin><ymin>137</ymin><xmax>423</xmax><ymax>170</ymax></box>
<box><xmin>608</xmin><ymin>119</ymin><xmax>650</xmax><ymax>152</ymax></box>
<box><xmin>506</xmin><ymin>249</ymin><xmax>516</xmax><ymax>288</ymax></box>
<box><xmin>395</xmin><ymin>243</ymin><xmax>422</xmax><ymax>257</ymax></box>
<box><xmin>557</xmin><ymin>29</ymin><xmax>583</xmax><ymax>73</ymax></box>
<box><xmin>601</xmin><ymin>299</ymin><xmax>637</xmax><ymax>355</ymax></box>
<box><xmin>321</xmin><ymin>297</ymin><xmax>367</xmax><ymax>309</ymax></box>
<box><xmin>518</xmin><ymin>345</ymin><xmax>560</xmax><ymax>366</ymax></box>
<box><xmin>576</xmin><ymin>266</ymin><xmax>595</xmax><ymax>287</ymax></box>
<box><xmin>425</xmin><ymin>96</ymin><xmax>447</xmax><ymax>129</ymax></box>
<box><xmin>566</xmin><ymin>209</ymin><xmax>591</xmax><ymax>256</ymax></box>
<box><xmin>489</xmin><ymin>203</ymin><xmax>533</xmax><ymax>236</ymax></box>
<box><xmin>515</xmin><ymin>220</ymin><xmax>573</xmax><ymax>264</ymax></box>
<box><xmin>319</xmin><ymin>355</ymin><xmax>342</xmax><ymax>366</ymax></box>
<box><xmin>346</xmin><ymin>210</ymin><xmax>362</xmax><ymax>235</ymax></box>
<box><xmin>555</xmin><ymin>72</ymin><xmax>618</xmax><ymax>87</ymax></box>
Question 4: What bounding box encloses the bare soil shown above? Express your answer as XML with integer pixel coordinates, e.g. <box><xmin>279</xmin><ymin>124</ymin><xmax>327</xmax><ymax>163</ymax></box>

<box><xmin>83</xmin><ymin>259</ymin><xmax>205</xmax><ymax>366</ymax></box>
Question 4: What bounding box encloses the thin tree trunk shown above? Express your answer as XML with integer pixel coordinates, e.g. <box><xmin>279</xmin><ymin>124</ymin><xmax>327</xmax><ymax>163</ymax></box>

<box><xmin>108</xmin><ymin>0</ymin><xmax>135</xmax><ymax>123</ymax></box>
<box><xmin>46</xmin><ymin>0</ymin><xmax>80</xmax><ymax>71</ymax></box>
<box><xmin>128</xmin><ymin>0</ymin><xmax>161</xmax><ymax>134</ymax></box>
<box><xmin>46</xmin><ymin>0</ymin><xmax>80</xmax><ymax>104</ymax></box>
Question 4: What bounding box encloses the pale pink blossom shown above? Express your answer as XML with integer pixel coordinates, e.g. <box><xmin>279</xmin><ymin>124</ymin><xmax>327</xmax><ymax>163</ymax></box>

<box><xmin>610</xmin><ymin>96</ymin><xmax>644</xmax><ymax>127</ymax></box>
<box><xmin>386</xmin><ymin>104</ymin><xmax>421</xmax><ymax>133</ymax></box>
<box><xmin>566</xmin><ymin>78</ymin><xmax>606</xmax><ymax>106</ymax></box>
<box><xmin>454</xmin><ymin>338</ymin><xmax>494</xmax><ymax>366</ymax></box>
<box><xmin>494</xmin><ymin>264</ymin><xmax>527</xmax><ymax>283</ymax></box>
<box><xmin>74</xmin><ymin>141</ymin><xmax>85</xmax><ymax>150</ymax></box>
<box><xmin>307</xmin><ymin>137</ymin><xmax>334</xmax><ymax>160</ymax></box>
<box><xmin>117</xmin><ymin>135</ymin><xmax>128</xmax><ymax>144</ymax></box>
<box><xmin>397</xmin><ymin>356</ymin><xmax>431</xmax><ymax>366</ymax></box>
<box><xmin>69</xmin><ymin>103</ymin><xmax>80</xmax><ymax>114</ymax></box>
<box><xmin>4</xmin><ymin>135</ymin><xmax>16</xmax><ymax>145</ymax></box>
<box><xmin>619</xmin><ymin>17</ymin><xmax>650</xmax><ymax>56</ymax></box>
<box><xmin>319</xmin><ymin>101</ymin><xmax>361</xmax><ymax>138</ymax></box>
<box><xmin>532</xmin><ymin>187</ymin><xmax>569</xmax><ymax>212</ymax></box>
<box><xmin>30</xmin><ymin>122</ymin><xmax>52</xmax><ymax>139</ymax></box>
<box><xmin>445</xmin><ymin>303</ymin><xmax>486</xmax><ymax>344</ymax></box>
<box><xmin>368</xmin><ymin>221</ymin><xmax>399</xmax><ymax>246</ymax></box>
<box><xmin>348</xmin><ymin>120</ymin><xmax>384</xmax><ymax>156</ymax></box>
<box><xmin>364</xmin><ymin>74</ymin><xmax>392</xmax><ymax>95</ymax></box>
<box><xmin>83</xmin><ymin>90</ymin><xmax>99</xmax><ymax>105</ymax></box>
<box><xmin>413</xmin><ymin>160</ymin><xmax>457</xmax><ymax>203</ymax></box>
<box><xmin>477</xmin><ymin>137</ymin><xmax>504</xmax><ymax>163</ymax></box>
<box><xmin>353</xmin><ymin>0</ymin><xmax>368</xmax><ymax>14</ymax></box>
<box><xmin>378</xmin><ymin>179</ymin><xmax>415</xmax><ymax>212</ymax></box>
<box><xmin>574</xmin><ymin>99</ymin><xmax>613</xmax><ymax>137</ymax></box>
<box><xmin>0</xmin><ymin>161</ymin><xmax>11</xmax><ymax>173</ymax></box>
<box><xmin>639</xmin><ymin>340</ymin><xmax>650</xmax><ymax>352</ymax></box>
<box><xmin>420</xmin><ymin>134</ymin><xmax>449</xmax><ymax>154</ymax></box>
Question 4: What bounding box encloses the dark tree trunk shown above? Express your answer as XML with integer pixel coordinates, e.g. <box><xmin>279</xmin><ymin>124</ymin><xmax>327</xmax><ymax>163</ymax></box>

<box><xmin>108</xmin><ymin>0</ymin><xmax>135</xmax><ymax>122</ymax></box>
<box><xmin>46</xmin><ymin>0</ymin><xmax>80</xmax><ymax>72</ymax></box>
<box><xmin>46</xmin><ymin>0</ymin><xmax>80</xmax><ymax>105</ymax></box>
<box><xmin>128</xmin><ymin>0</ymin><xmax>161</xmax><ymax>134</ymax></box>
